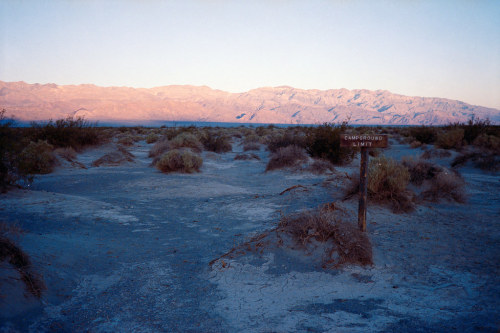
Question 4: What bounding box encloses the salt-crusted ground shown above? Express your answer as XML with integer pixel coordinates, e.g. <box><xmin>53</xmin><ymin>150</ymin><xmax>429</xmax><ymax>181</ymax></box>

<box><xmin>0</xmin><ymin>138</ymin><xmax>498</xmax><ymax>332</ymax></box>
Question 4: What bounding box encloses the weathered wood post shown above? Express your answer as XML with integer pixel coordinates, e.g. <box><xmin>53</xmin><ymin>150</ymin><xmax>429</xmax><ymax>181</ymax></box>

<box><xmin>340</xmin><ymin>133</ymin><xmax>388</xmax><ymax>232</ymax></box>
<box><xmin>358</xmin><ymin>147</ymin><xmax>368</xmax><ymax>231</ymax></box>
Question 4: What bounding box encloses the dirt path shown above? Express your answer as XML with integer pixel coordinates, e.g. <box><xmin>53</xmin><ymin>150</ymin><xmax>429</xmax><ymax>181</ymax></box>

<box><xmin>1</xmin><ymin>140</ymin><xmax>499</xmax><ymax>332</ymax></box>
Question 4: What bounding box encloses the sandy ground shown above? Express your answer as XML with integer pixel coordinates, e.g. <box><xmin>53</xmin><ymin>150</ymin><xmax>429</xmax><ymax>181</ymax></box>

<box><xmin>0</xmin><ymin>138</ymin><xmax>499</xmax><ymax>332</ymax></box>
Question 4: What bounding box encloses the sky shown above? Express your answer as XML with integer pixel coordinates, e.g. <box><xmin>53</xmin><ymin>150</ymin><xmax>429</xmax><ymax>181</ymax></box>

<box><xmin>1</xmin><ymin>0</ymin><xmax>499</xmax><ymax>109</ymax></box>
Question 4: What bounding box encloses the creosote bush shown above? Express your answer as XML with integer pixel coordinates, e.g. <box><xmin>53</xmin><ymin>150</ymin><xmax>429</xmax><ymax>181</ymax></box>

<box><xmin>435</xmin><ymin>128</ymin><xmax>464</xmax><ymax>149</ymax></box>
<box><xmin>266</xmin><ymin>129</ymin><xmax>307</xmax><ymax>153</ymax></box>
<box><xmin>266</xmin><ymin>145</ymin><xmax>308</xmax><ymax>171</ymax></box>
<box><xmin>29</xmin><ymin>116</ymin><xmax>101</xmax><ymax>150</ymax></box>
<box><xmin>409</xmin><ymin>126</ymin><xmax>437</xmax><ymax>144</ymax></box>
<box><xmin>155</xmin><ymin>149</ymin><xmax>203</xmax><ymax>173</ymax></box>
<box><xmin>305</xmin><ymin>122</ymin><xmax>355</xmax><ymax>165</ymax></box>
<box><xmin>18</xmin><ymin>140</ymin><xmax>58</xmax><ymax>175</ymax></box>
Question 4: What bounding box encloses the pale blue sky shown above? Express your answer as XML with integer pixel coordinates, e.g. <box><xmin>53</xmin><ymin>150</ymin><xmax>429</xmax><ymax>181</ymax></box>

<box><xmin>1</xmin><ymin>0</ymin><xmax>499</xmax><ymax>109</ymax></box>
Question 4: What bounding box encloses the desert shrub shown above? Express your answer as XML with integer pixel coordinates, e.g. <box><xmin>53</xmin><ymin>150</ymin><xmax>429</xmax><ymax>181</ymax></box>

<box><xmin>117</xmin><ymin>135</ymin><xmax>134</xmax><ymax>146</ymax></box>
<box><xmin>401</xmin><ymin>157</ymin><xmax>443</xmax><ymax>186</ymax></box>
<box><xmin>368</xmin><ymin>148</ymin><xmax>381</xmax><ymax>157</ymax></box>
<box><xmin>1</xmin><ymin>110</ymin><xmax>24</xmax><ymax>189</ymax></box>
<box><xmin>346</xmin><ymin>156</ymin><xmax>414</xmax><ymax>213</ymax></box>
<box><xmin>149</xmin><ymin>138</ymin><xmax>170</xmax><ymax>158</ymax></box>
<box><xmin>234</xmin><ymin>153</ymin><xmax>260</xmax><ymax>160</ymax></box>
<box><xmin>92</xmin><ymin>146</ymin><xmax>134</xmax><ymax>167</ymax></box>
<box><xmin>306</xmin><ymin>159</ymin><xmax>335</xmax><ymax>174</ymax></box>
<box><xmin>452</xmin><ymin>152</ymin><xmax>500</xmax><ymax>172</ymax></box>
<box><xmin>18</xmin><ymin>140</ymin><xmax>57</xmax><ymax>175</ymax></box>
<box><xmin>277</xmin><ymin>208</ymin><xmax>373</xmax><ymax>267</ymax></box>
<box><xmin>201</xmin><ymin>134</ymin><xmax>232</xmax><ymax>153</ymax></box>
<box><xmin>29</xmin><ymin>116</ymin><xmax>100</xmax><ymax>150</ymax></box>
<box><xmin>472</xmin><ymin>133</ymin><xmax>500</xmax><ymax>152</ymax></box>
<box><xmin>421</xmin><ymin>171</ymin><xmax>466</xmax><ymax>203</ymax></box>
<box><xmin>146</xmin><ymin>133</ymin><xmax>159</xmax><ymax>144</ymax></box>
<box><xmin>169</xmin><ymin>132</ymin><xmax>203</xmax><ymax>152</ymax></box>
<box><xmin>266</xmin><ymin>145</ymin><xmax>308</xmax><ymax>171</ymax></box>
<box><xmin>420</xmin><ymin>148</ymin><xmax>452</xmax><ymax>160</ymax></box>
<box><xmin>55</xmin><ymin>147</ymin><xmax>77</xmax><ymax>161</ymax></box>
<box><xmin>155</xmin><ymin>149</ymin><xmax>203</xmax><ymax>173</ymax></box>
<box><xmin>463</xmin><ymin>117</ymin><xmax>491</xmax><ymax>144</ymax></box>
<box><xmin>410</xmin><ymin>126</ymin><xmax>437</xmax><ymax>144</ymax></box>
<box><xmin>0</xmin><ymin>222</ymin><xmax>46</xmax><ymax>298</ymax></box>
<box><xmin>368</xmin><ymin>156</ymin><xmax>410</xmax><ymax>196</ymax></box>
<box><xmin>410</xmin><ymin>140</ymin><xmax>422</xmax><ymax>148</ymax></box>
<box><xmin>435</xmin><ymin>128</ymin><xmax>464</xmax><ymax>149</ymax></box>
<box><xmin>243</xmin><ymin>133</ymin><xmax>261</xmax><ymax>144</ymax></box>
<box><xmin>243</xmin><ymin>142</ymin><xmax>261</xmax><ymax>151</ymax></box>
<box><xmin>473</xmin><ymin>154</ymin><xmax>500</xmax><ymax>171</ymax></box>
<box><xmin>305</xmin><ymin>122</ymin><xmax>355</xmax><ymax>165</ymax></box>
<box><xmin>267</xmin><ymin>129</ymin><xmax>307</xmax><ymax>152</ymax></box>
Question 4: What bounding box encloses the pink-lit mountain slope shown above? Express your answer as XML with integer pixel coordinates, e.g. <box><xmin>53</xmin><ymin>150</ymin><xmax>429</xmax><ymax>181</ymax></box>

<box><xmin>1</xmin><ymin>81</ymin><xmax>498</xmax><ymax>125</ymax></box>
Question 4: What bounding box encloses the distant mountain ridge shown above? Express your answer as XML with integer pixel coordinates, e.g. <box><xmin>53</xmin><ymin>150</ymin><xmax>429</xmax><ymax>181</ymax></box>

<box><xmin>1</xmin><ymin>81</ymin><xmax>499</xmax><ymax>125</ymax></box>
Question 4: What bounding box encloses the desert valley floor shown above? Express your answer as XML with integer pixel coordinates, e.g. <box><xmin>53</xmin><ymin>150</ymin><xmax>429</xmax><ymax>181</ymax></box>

<box><xmin>1</xmin><ymin>136</ymin><xmax>499</xmax><ymax>332</ymax></box>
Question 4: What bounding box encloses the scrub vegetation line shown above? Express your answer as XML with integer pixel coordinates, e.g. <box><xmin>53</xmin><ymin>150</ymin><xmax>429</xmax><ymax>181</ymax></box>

<box><xmin>1</xmin><ymin>109</ymin><xmax>498</xmax><ymax>300</ymax></box>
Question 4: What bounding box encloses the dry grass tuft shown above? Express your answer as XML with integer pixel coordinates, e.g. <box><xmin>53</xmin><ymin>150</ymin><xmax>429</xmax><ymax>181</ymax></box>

<box><xmin>0</xmin><ymin>223</ymin><xmax>46</xmax><ymax>298</ymax></box>
<box><xmin>210</xmin><ymin>205</ymin><xmax>372</xmax><ymax>269</ymax></box>
<box><xmin>345</xmin><ymin>156</ymin><xmax>415</xmax><ymax>213</ymax></box>
<box><xmin>277</xmin><ymin>208</ymin><xmax>373</xmax><ymax>268</ymax></box>
<box><xmin>266</xmin><ymin>145</ymin><xmax>308</xmax><ymax>171</ymax></box>
<box><xmin>155</xmin><ymin>149</ymin><xmax>203</xmax><ymax>173</ymax></box>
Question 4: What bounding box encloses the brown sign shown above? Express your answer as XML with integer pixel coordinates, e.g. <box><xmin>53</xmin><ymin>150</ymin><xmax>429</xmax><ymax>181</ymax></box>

<box><xmin>340</xmin><ymin>134</ymin><xmax>388</xmax><ymax>148</ymax></box>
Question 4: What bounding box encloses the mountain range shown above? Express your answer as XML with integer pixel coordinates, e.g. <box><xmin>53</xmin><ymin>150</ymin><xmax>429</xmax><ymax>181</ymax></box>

<box><xmin>1</xmin><ymin>81</ymin><xmax>498</xmax><ymax>125</ymax></box>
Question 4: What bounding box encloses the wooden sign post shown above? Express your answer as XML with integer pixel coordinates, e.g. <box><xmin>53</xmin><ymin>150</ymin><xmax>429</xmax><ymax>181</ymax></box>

<box><xmin>340</xmin><ymin>134</ymin><xmax>388</xmax><ymax>231</ymax></box>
